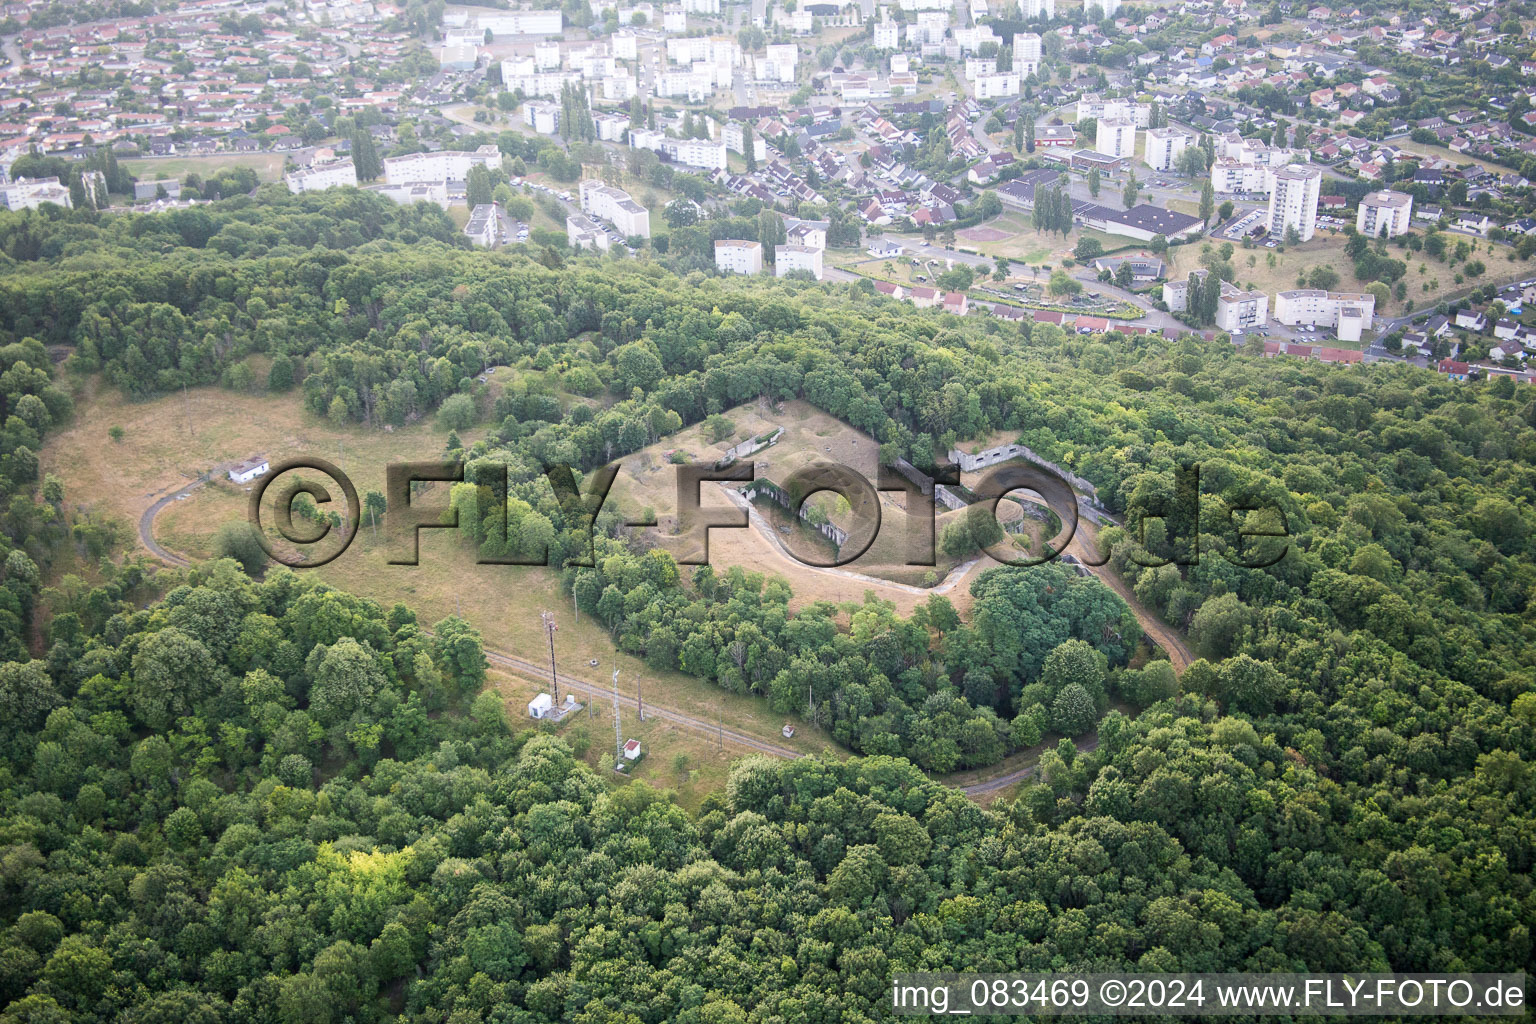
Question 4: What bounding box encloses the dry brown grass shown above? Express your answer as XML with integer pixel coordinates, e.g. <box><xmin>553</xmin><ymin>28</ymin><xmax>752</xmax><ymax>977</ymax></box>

<box><xmin>42</xmin><ymin>378</ymin><xmax>844</xmax><ymax>759</ymax></box>
<box><xmin>1167</xmin><ymin>229</ymin><xmax>1531</xmax><ymax>316</ymax></box>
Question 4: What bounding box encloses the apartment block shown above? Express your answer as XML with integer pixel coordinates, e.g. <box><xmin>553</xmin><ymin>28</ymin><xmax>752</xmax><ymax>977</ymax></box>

<box><xmin>1095</xmin><ymin>117</ymin><xmax>1137</xmax><ymax>159</ymax></box>
<box><xmin>1274</xmin><ymin>288</ymin><xmax>1375</xmax><ymax>341</ymax></box>
<box><xmin>1216</xmin><ymin>281</ymin><xmax>1269</xmax><ymax>332</ymax></box>
<box><xmin>1267</xmin><ymin>163</ymin><xmax>1322</xmax><ymax>242</ymax></box>
<box><xmin>1356</xmin><ymin>189</ymin><xmax>1413</xmax><ymax>238</ymax></box>
<box><xmin>714</xmin><ymin>239</ymin><xmax>764</xmax><ymax>274</ymax></box>
<box><xmin>774</xmin><ymin>244</ymin><xmax>824</xmax><ymax>279</ymax></box>
<box><xmin>1143</xmin><ymin>127</ymin><xmax>1187</xmax><ymax>171</ymax></box>
<box><xmin>284</xmin><ymin>159</ymin><xmax>357</xmax><ymax>194</ymax></box>
<box><xmin>579</xmin><ymin>178</ymin><xmax>651</xmax><ymax>238</ymax></box>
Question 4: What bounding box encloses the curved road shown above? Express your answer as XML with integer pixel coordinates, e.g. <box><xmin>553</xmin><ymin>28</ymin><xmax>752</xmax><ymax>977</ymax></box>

<box><xmin>139</xmin><ymin>474</ymin><xmax>1191</xmax><ymax>794</ymax></box>
<box><xmin>138</xmin><ymin>476</ymin><xmax>210</xmax><ymax>567</ymax></box>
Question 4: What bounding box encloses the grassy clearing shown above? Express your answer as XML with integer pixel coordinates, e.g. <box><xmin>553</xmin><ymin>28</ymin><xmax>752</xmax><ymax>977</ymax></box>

<box><xmin>487</xmin><ymin>666</ymin><xmax>750</xmax><ymax>814</ymax></box>
<box><xmin>1166</xmin><ymin>229</ymin><xmax>1530</xmax><ymax>314</ymax></box>
<box><xmin>122</xmin><ymin>152</ymin><xmax>288</xmax><ymax>185</ymax></box>
<box><xmin>47</xmin><ymin>379</ymin><xmax>1103</xmax><ymax>771</ymax></box>
<box><xmin>1390</xmin><ymin>138</ymin><xmax>1505</xmax><ymax>176</ymax></box>
<box><xmin>43</xmin><ymin>377</ymin><xmax>842</xmax><ymax>762</ymax></box>
<box><xmin>42</xmin><ymin>375</ymin><xmax>490</xmax><ymax>530</ymax></box>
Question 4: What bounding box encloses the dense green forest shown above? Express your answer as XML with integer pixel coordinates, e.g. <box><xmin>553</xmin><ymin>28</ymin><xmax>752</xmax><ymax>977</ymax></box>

<box><xmin>0</xmin><ymin>187</ymin><xmax>1533</xmax><ymax>1019</ymax></box>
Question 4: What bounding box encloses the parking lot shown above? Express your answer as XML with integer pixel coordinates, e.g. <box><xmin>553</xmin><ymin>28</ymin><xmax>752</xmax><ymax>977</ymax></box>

<box><xmin>1223</xmin><ymin>209</ymin><xmax>1267</xmax><ymax>241</ymax></box>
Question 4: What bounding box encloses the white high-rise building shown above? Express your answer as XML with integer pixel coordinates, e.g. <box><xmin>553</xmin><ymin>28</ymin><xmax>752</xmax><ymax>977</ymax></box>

<box><xmin>715</xmin><ymin>239</ymin><xmax>764</xmax><ymax>274</ymax></box>
<box><xmin>1019</xmin><ymin>0</ymin><xmax>1054</xmax><ymax>18</ymax></box>
<box><xmin>1014</xmin><ymin>31</ymin><xmax>1042</xmax><ymax>64</ymax></box>
<box><xmin>974</xmin><ymin>71</ymin><xmax>1021</xmax><ymax>100</ymax></box>
<box><xmin>1356</xmin><ymin>190</ymin><xmax>1413</xmax><ymax>238</ymax></box>
<box><xmin>874</xmin><ymin>20</ymin><xmax>900</xmax><ymax>48</ymax></box>
<box><xmin>1096</xmin><ymin>117</ymin><xmax>1136</xmax><ymax>159</ymax></box>
<box><xmin>524</xmin><ymin>101</ymin><xmax>561</xmax><ymax>135</ymax></box>
<box><xmin>724</xmin><ymin>122</ymin><xmax>768</xmax><ymax>163</ymax></box>
<box><xmin>1084</xmin><ymin>0</ymin><xmax>1118</xmax><ymax>16</ymax></box>
<box><xmin>1267</xmin><ymin>163</ymin><xmax>1322</xmax><ymax>242</ymax></box>
<box><xmin>1144</xmin><ymin>127</ymin><xmax>1187</xmax><ymax>171</ymax></box>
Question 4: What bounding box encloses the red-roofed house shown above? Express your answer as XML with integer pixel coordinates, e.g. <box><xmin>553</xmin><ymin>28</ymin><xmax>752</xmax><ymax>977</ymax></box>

<box><xmin>910</xmin><ymin>285</ymin><xmax>939</xmax><ymax>308</ymax></box>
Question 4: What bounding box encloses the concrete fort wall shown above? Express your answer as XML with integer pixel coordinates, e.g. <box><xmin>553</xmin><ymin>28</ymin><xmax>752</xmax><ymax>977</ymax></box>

<box><xmin>715</xmin><ymin>426</ymin><xmax>785</xmax><ymax>469</ymax></box>
<box><xmin>947</xmin><ymin>442</ymin><xmax>1100</xmax><ymax>501</ymax></box>
<box><xmin>742</xmin><ymin>479</ymin><xmax>849</xmax><ymax>548</ymax></box>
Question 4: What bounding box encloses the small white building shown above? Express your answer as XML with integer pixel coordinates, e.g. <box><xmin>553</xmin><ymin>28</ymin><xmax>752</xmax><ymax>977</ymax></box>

<box><xmin>579</xmin><ymin>178</ymin><xmax>651</xmax><ymax>238</ymax></box>
<box><xmin>1216</xmin><ymin>281</ymin><xmax>1269</xmax><ymax>333</ymax></box>
<box><xmin>567</xmin><ymin>212</ymin><xmax>611</xmax><ymax>251</ymax></box>
<box><xmin>594</xmin><ymin>112</ymin><xmax>631</xmax><ymax>142</ymax></box>
<box><xmin>229</xmin><ymin>457</ymin><xmax>270</xmax><ymax>485</ymax></box>
<box><xmin>786</xmin><ymin>222</ymin><xmax>826</xmax><ymax>250</ymax></box>
<box><xmin>528</xmin><ymin>693</ymin><xmax>555</xmax><ymax>719</ymax></box>
<box><xmin>464</xmin><ymin>203</ymin><xmax>502</xmax><ymax>247</ymax></box>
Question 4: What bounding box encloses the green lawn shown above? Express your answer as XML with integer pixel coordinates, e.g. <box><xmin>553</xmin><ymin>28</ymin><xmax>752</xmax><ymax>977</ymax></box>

<box><xmin>122</xmin><ymin>152</ymin><xmax>288</xmax><ymax>185</ymax></box>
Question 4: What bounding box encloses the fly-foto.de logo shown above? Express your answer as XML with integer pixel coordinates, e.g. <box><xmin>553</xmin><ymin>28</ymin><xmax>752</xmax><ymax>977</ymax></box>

<box><xmin>247</xmin><ymin>457</ymin><xmax>1289</xmax><ymax>571</ymax></box>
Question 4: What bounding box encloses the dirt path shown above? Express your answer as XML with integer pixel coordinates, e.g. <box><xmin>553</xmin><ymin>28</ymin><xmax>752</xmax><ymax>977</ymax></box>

<box><xmin>439</xmin><ymin>633</ymin><xmax>803</xmax><ymax>759</ymax></box>
<box><xmin>958</xmin><ymin>735</ymin><xmax>1102</xmax><ymax>796</ymax></box>
<box><xmin>1057</xmin><ymin>516</ymin><xmax>1195</xmax><ymax>674</ymax></box>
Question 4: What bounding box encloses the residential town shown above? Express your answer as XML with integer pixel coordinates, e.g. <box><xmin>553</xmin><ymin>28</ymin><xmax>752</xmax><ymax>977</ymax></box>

<box><xmin>5</xmin><ymin>0</ymin><xmax>1536</xmax><ymax>381</ymax></box>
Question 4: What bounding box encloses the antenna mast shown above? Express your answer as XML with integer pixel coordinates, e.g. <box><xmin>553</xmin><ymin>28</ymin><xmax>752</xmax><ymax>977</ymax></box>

<box><xmin>541</xmin><ymin>611</ymin><xmax>559</xmax><ymax>705</ymax></box>
<box><xmin>612</xmin><ymin>669</ymin><xmax>622</xmax><ymax>765</ymax></box>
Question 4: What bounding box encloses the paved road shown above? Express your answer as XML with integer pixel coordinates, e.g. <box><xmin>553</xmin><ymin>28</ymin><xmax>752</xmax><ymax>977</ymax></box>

<box><xmin>961</xmin><ymin>735</ymin><xmax>1101</xmax><ymax>795</ymax></box>
<box><xmin>137</xmin><ymin>476</ymin><xmax>210</xmax><ymax>567</ymax></box>
<box><xmin>894</xmin><ymin>240</ymin><xmax>996</xmax><ymax>270</ymax></box>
